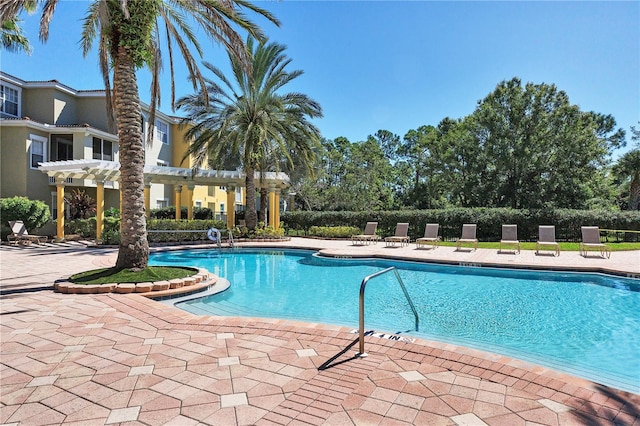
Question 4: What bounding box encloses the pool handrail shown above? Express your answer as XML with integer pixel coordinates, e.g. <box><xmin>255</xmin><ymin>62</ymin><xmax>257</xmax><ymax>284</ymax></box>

<box><xmin>357</xmin><ymin>266</ymin><xmax>419</xmax><ymax>357</ymax></box>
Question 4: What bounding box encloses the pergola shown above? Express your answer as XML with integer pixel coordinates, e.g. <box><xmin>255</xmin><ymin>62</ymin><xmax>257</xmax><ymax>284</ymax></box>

<box><xmin>39</xmin><ymin>159</ymin><xmax>290</xmax><ymax>241</ymax></box>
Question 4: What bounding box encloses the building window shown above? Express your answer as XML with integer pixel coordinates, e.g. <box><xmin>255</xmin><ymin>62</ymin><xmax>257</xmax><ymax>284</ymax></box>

<box><xmin>51</xmin><ymin>193</ymin><xmax>57</xmax><ymax>219</ymax></box>
<box><xmin>156</xmin><ymin>199</ymin><xmax>168</xmax><ymax>208</ymax></box>
<box><xmin>195</xmin><ymin>200</ymin><xmax>202</xmax><ymax>208</ymax></box>
<box><xmin>92</xmin><ymin>137</ymin><xmax>113</xmax><ymax>160</ymax></box>
<box><xmin>1</xmin><ymin>84</ymin><xmax>19</xmax><ymax>117</ymax></box>
<box><xmin>208</xmin><ymin>186</ymin><xmax>215</xmax><ymax>196</ymax></box>
<box><xmin>220</xmin><ymin>203</ymin><xmax>225</xmax><ymax>212</ymax></box>
<box><xmin>30</xmin><ymin>135</ymin><xmax>47</xmax><ymax>169</ymax></box>
<box><xmin>155</xmin><ymin>119</ymin><xmax>168</xmax><ymax>144</ymax></box>
<box><xmin>50</xmin><ymin>134</ymin><xmax>73</xmax><ymax>161</ymax></box>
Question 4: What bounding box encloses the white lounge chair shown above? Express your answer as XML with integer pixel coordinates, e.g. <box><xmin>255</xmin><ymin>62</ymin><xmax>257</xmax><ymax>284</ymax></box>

<box><xmin>536</xmin><ymin>225</ymin><xmax>560</xmax><ymax>256</ymax></box>
<box><xmin>456</xmin><ymin>224</ymin><xmax>478</xmax><ymax>251</ymax></box>
<box><xmin>352</xmin><ymin>222</ymin><xmax>380</xmax><ymax>245</ymax></box>
<box><xmin>580</xmin><ymin>226</ymin><xmax>611</xmax><ymax>259</ymax></box>
<box><xmin>499</xmin><ymin>224</ymin><xmax>520</xmax><ymax>254</ymax></box>
<box><xmin>416</xmin><ymin>223</ymin><xmax>440</xmax><ymax>250</ymax></box>
<box><xmin>385</xmin><ymin>223</ymin><xmax>410</xmax><ymax>247</ymax></box>
<box><xmin>7</xmin><ymin>220</ymin><xmax>48</xmax><ymax>246</ymax></box>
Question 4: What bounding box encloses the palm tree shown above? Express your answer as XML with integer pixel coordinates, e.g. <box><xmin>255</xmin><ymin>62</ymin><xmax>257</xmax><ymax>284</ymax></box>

<box><xmin>177</xmin><ymin>37</ymin><xmax>322</xmax><ymax>230</ymax></box>
<box><xmin>1</xmin><ymin>17</ymin><xmax>32</xmax><ymax>54</ymax></box>
<box><xmin>613</xmin><ymin>149</ymin><xmax>640</xmax><ymax>210</ymax></box>
<box><xmin>2</xmin><ymin>0</ymin><xmax>279</xmax><ymax>269</ymax></box>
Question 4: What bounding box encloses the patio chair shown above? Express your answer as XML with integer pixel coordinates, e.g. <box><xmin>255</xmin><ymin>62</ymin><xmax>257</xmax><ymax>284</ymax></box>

<box><xmin>7</xmin><ymin>220</ymin><xmax>48</xmax><ymax>246</ymax></box>
<box><xmin>580</xmin><ymin>226</ymin><xmax>611</xmax><ymax>259</ymax></box>
<box><xmin>456</xmin><ymin>224</ymin><xmax>478</xmax><ymax>251</ymax></box>
<box><xmin>385</xmin><ymin>223</ymin><xmax>410</xmax><ymax>247</ymax></box>
<box><xmin>415</xmin><ymin>223</ymin><xmax>440</xmax><ymax>250</ymax></box>
<box><xmin>499</xmin><ymin>224</ymin><xmax>520</xmax><ymax>254</ymax></box>
<box><xmin>351</xmin><ymin>222</ymin><xmax>380</xmax><ymax>245</ymax></box>
<box><xmin>536</xmin><ymin>225</ymin><xmax>560</xmax><ymax>256</ymax></box>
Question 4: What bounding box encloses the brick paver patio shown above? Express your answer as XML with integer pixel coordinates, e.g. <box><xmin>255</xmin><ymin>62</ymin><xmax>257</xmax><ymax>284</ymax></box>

<box><xmin>1</xmin><ymin>239</ymin><xmax>638</xmax><ymax>425</ymax></box>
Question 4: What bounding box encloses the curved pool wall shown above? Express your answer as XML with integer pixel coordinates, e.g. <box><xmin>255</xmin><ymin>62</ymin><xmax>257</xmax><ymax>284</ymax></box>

<box><xmin>149</xmin><ymin>248</ymin><xmax>640</xmax><ymax>394</ymax></box>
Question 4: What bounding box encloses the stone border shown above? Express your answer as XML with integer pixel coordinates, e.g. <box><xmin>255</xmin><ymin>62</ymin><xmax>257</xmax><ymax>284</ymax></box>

<box><xmin>53</xmin><ymin>268</ymin><xmax>214</xmax><ymax>295</ymax></box>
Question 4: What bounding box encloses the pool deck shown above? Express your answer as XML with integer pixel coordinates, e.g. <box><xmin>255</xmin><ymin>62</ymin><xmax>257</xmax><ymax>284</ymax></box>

<box><xmin>1</xmin><ymin>238</ymin><xmax>639</xmax><ymax>425</ymax></box>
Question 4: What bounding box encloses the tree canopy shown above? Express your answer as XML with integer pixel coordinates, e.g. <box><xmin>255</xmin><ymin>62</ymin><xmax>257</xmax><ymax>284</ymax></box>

<box><xmin>294</xmin><ymin>77</ymin><xmax>632</xmax><ymax>212</ymax></box>
<box><xmin>177</xmin><ymin>37</ymin><xmax>322</xmax><ymax>229</ymax></box>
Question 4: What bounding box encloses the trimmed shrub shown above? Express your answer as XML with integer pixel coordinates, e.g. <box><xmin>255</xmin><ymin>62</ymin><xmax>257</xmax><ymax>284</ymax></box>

<box><xmin>0</xmin><ymin>196</ymin><xmax>51</xmax><ymax>240</ymax></box>
<box><xmin>282</xmin><ymin>209</ymin><xmax>640</xmax><ymax>242</ymax></box>
<box><xmin>66</xmin><ymin>216</ymin><xmax>120</xmax><ymax>239</ymax></box>
<box><xmin>150</xmin><ymin>206</ymin><xmax>214</xmax><ymax>220</ymax></box>
<box><xmin>146</xmin><ymin>219</ymin><xmax>226</xmax><ymax>243</ymax></box>
<box><xmin>308</xmin><ymin>226</ymin><xmax>361</xmax><ymax>238</ymax></box>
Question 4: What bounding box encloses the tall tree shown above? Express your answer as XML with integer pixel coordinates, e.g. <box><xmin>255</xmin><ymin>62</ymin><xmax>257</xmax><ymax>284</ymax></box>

<box><xmin>466</xmin><ymin>78</ymin><xmax>624</xmax><ymax>209</ymax></box>
<box><xmin>613</xmin><ymin>149</ymin><xmax>640</xmax><ymax>210</ymax></box>
<box><xmin>3</xmin><ymin>0</ymin><xmax>278</xmax><ymax>269</ymax></box>
<box><xmin>177</xmin><ymin>37</ymin><xmax>322</xmax><ymax>229</ymax></box>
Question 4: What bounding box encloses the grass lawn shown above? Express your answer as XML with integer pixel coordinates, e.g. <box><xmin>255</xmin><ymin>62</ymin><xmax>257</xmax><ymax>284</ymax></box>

<box><xmin>70</xmin><ymin>266</ymin><xmax>195</xmax><ymax>285</ymax></box>
<box><xmin>438</xmin><ymin>241</ymin><xmax>640</xmax><ymax>251</ymax></box>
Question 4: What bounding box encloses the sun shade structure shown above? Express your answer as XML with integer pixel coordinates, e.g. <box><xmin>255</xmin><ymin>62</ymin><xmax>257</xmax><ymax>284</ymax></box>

<box><xmin>38</xmin><ymin>159</ymin><xmax>290</xmax><ymax>240</ymax></box>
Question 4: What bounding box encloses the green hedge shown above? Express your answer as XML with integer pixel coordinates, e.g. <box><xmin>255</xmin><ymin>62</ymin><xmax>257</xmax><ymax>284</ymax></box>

<box><xmin>150</xmin><ymin>206</ymin><xmax>214</xmax><ymax>220</ymax></box>
<box><xmin>147</xmin><ymin>219</ymin><xmax>227</xmax><ymax>243</ymax></box>
<box><xmin>308</xmin><ymin>226</ymin><xmax>361</xmax><ymax>238</ymax></box>
<box><xmin>0</xmin><ymin>196</ymin><xmax>51</xmax><ymax>236</ymax></box>
<box><xmin>66</xmin><ymin>217</ymin><xmax>120</xmax><ymax>238</ymax></box>
<box><xmin>282</xmin><ymin>209</ymin><xmax>640</xmax><ymax>242</ymax></box>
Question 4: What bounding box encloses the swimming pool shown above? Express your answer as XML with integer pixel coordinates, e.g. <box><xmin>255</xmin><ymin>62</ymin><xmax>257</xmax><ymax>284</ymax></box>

<box><xmin>149</xmin><ymin>248</ymin><xmax>640</xmax><ymax>393</ymax></box>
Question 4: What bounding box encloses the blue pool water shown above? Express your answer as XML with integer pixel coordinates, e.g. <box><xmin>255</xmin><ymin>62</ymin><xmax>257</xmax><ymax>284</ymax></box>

<box><xmin>149</xmin><ymin>248</ymin><xmax>640</xmax><ymax>393</ymax></box>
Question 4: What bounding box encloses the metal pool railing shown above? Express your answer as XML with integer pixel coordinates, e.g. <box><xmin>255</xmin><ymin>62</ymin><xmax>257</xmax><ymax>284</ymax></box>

<box><xmin>357</xmin><ymin>267</ymin><xmax>419</xmax><ymax>357</ymax></box>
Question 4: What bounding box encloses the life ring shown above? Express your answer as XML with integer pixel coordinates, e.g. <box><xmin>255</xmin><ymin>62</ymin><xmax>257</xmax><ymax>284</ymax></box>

<box><xmin>207</xmin><ymin>227</ymin><xmax>219</xmax><ymax>242</ymax></box>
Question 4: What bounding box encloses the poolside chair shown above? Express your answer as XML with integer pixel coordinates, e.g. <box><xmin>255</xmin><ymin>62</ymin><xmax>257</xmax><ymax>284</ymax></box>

<box><xmin>580</xmin><ymin>226</ymin><xmax>611</xmax><ymax>259</ymax></box>
<box><xmin>499</xmin><ymin>224</ymin><xmax>520</xmax><ymax>254</ymax></box>
<box><xmin>352</xmin><ymin>222</ymin><xmax>380</xmax><ymax>245</ymax></box>
<box><xmin>415</xmin><ymin>223</ymin><xmax>440</xmax><ymax>250</ymax></box>
<box><xmin>385</xmin><ymin>223</ymin><xmax>410</xmax><ymax>247</ymax></box>
<box><xmin>456</xmin><ymin>224</ymin><xmax>478</xmax><ymax>251</ymax></box>
<box><xmin>536</xmin><ymin>225</ymin><xmax>560</xmax><ymax>256</ymax></box>
<box><xmin>7</xmin><ymin>220</ymin><xmax>48</xmax><ymax>246</ymax></box>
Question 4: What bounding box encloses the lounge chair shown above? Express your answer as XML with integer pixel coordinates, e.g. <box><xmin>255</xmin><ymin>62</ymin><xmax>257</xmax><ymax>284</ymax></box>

<box><xmin>499</xmin><ymin>224</ymin><xmax>520</xmax><ymax>254</ymax></box>
<box><xmin>7</xmin><ymin>220</ymin><xmax>48</xmax><ymax>246</ymax></box>
<box><xmin>536</xmin><ymin>225</ymin><xmax>560</xmax><ymax>256</ymax></box>
<box><xmin>580</xmin><ymin>226</ymin><xmax>611</xmax><ymax>258</ymax></box>
<box><xmin>415</xmin><ymin>223</ymin><xmax>440</xmax><ymax>249</ymax></box>
<box><xmin>456</xmin><ymin>224</ymin><xmax>478</xmax><ymax>251</ymax></box>
<box><xmin>385</xmin><ymin>223</ymin><xmax>410</xmax><ymax>247</ymax></box>
<box><xmin>352</xmin><ymin>222</ymin><xmax>380</xmax><ymax>245</ymax></box>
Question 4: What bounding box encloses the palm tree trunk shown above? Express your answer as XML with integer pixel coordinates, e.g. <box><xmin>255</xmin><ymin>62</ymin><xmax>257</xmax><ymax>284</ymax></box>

<box><xmin>260</xmin><ymin>187</ymin><xmax>268</xmax><ymax>226</ymax></box>
<box><xmin>245</xmin><ymin>167</ymin><xmax>257</xmax><ymax>229</ymax></box>
<box><xmin>114</xmin><ymin>45</ymin><xmax>149</xmax><ymax>270</ymax></box>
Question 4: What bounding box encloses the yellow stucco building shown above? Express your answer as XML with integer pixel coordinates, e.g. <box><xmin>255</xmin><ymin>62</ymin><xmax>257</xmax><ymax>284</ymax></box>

<box><xmin>0</xmin><ymin>72</ymin><xmax>289</xmax><ymax>240</ymax></box>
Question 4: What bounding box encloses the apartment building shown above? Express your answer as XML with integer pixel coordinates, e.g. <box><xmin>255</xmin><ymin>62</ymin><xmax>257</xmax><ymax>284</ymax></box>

<box><xmin>0</xmin><ymin>72</ymin><xmax>288</xmax><ymax>239</ymax></box>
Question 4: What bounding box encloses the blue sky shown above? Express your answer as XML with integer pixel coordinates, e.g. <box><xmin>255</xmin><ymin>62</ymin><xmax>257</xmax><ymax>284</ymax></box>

<box><xmin>2</xmin><ymin>1</ymin><xmax>639</xmax><ymax>157</ymax></box>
